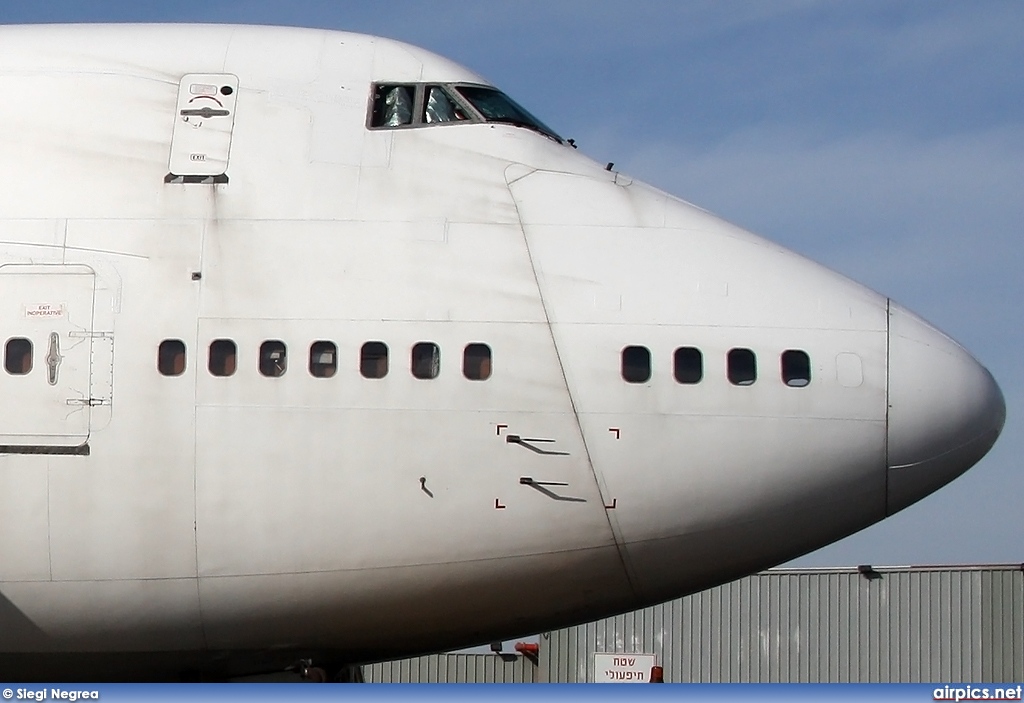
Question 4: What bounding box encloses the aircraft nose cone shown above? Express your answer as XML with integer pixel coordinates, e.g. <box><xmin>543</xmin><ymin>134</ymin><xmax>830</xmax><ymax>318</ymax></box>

<box><xmin>886</xmin><ymin>302</ymin><xmax>1005</xmax><ymax>515</ymax></box>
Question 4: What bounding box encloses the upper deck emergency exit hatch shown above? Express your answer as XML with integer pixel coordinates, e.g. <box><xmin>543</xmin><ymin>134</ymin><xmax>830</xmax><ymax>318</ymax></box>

<box><xmin>166</xmin><ymin>74</ymin><xmax>239</xmax><ymax>184</ymax></box>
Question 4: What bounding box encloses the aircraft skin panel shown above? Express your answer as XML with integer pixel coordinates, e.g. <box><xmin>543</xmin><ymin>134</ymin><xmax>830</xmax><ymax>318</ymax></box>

<box><xmin>0</xmin><ymin>220</ymin><xmax>66</xmax><ymax>251</ymax></box>
<box><xmin>190</xmin><ymin>317</ymin><xmax>619</xmax><ymax>578</ymax></box>
<box><xmin>508</xmin><ymin>172</ymin><xmax>889</xmax><ymax>330</ymax></box>
<box><xmin>194</xmin><ymin>222</ymin><xmax>545</xmax><ymax>324</ymax></box>
<box><xmin>0</xmin><ymin>72</ymin><xmax>176</xmax><ymax>220</ymax></box>
<box><xmin>0</xmin><ymin>456</ymin><xmax>51</xmax><ymax>582</ymax></box>
<box><xmin>0</xmin><ymin>579</ymin><xmax>203</xmax><ymax>652</ymax></box>
<box><xmin>34</xmin><ymin>219</ymin><xmax>202</xmax><ymax>584</ymax></box>
<box><xmin>195</xmin><ymin>547</ymin><xmax>634</xmax><ymax>653</ymax></box>
<box><xmin>46</xmin><ymin>430</ymin><xmax>199</xmax><ymax>583</ymax></box>
<box><xmin>194</xmin><ymin>406</ymin><xmax>617</xmax><ymax>576</ymax></box>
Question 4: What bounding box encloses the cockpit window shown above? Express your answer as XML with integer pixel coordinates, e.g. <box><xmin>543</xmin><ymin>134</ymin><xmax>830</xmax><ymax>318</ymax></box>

<box><xmin>454</xmin><ymin>85</ymin><xmax>561</xmax><ymax>142</ymax></box>
<box><xmin>368</xmin><ymin>81</ymin><xmax>561</xmax><ymax>142</ymax></box>
<box><xmin>371</xmin><ymin>84</ymin><xmax>414</xmax><ymax>127</ymax></box>
<box><xmin>424</xmin><ymin>85</ymin><xmax>468</xmax><ymax>124</ymax></box>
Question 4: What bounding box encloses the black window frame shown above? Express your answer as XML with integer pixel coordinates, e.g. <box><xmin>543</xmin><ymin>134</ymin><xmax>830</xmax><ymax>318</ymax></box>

<box><xmin>4</xmin><ymin>337</ymin><xmax>33</xmax><ymax>376</ymax></box>
<box><xmin>727</xmin><ymin>348</ymin><xmax>757</xmax><ymax>386</ymax></box>
<box><xmin>463</xmin><ymin>343</ymin><xmax>492</xmax><ymax>381</ymax></box>
<box><xmin>309</xmin><ymin>340</ymin><xmax>338</xmax><ymax>379</ymax></box>
<box><xmin>158</xmin><ymin>339</ymin><xmax>187</xmax><ymax>377</ymax></box>
<box><xmin>209</xmin><ymin>339</ymin><xmax>238</xmax><ymax>377</ymax></box>
<box><xmin>621</xmin><ymin>345</ymin><xmax>652</xmax><ymax>384</ymax></box>
<box><xmin>673</xmin><ymin>346</ymin><xmax>703</xmax><ymax>385</ymax></box>
<box><xmin>360</xmin><ymin>341</ymin><xmax>390</xmax><ymax>379</ymax></box>
<box><xmin>781</xmin><ymin>349</ymin><xmax>812</xmax><ymax>387</ymax></box>
<box><xmin>366</xmin><ymin>82</ymin><xmax>562</xmax><ymax>142</ymax></box>
<box><xmin>259</xmin><ymin>340</ymin><xmax>288</xmax><ymax>378</ymax></box>
<box><xmin>411</xmin><ymin>341</ymin><xmax>440</xmax><ymax>380</ymax></box>
<box><xmin>369</xmin><ymin>83</ymin><xmax>417</xmax><ymax>129</ymax></box>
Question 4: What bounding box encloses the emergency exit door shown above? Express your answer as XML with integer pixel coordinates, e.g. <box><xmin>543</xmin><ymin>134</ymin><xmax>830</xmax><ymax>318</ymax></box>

<box><xmin>167</xmin><ymin>73</ymin><xmax>239</xmax><ymax>181</ymax></box>
<box><xmin>0</xmin><ymin>264</ymin><xmax>96</xmax><ymax>451</ymax></box>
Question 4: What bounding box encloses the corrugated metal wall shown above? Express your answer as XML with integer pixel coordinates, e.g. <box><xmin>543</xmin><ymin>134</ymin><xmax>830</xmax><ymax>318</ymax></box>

<box><xmin>983</xmin><ymin>567</ymin><xmax>1024</xmax><ymax>682</ymax></box>
<box><xmin>539</xmin><ymin>565</ymin><xmax>1024</xmax><ymax>683</ymax></box>
<box><xmin>359</xmin><ymin>566</ymin><xmax>1022</xmax><ymax>683</ymax></box>
<box><xmin>365</xmin><ymin>653</ymin><xmax>536</xmax><ymax>683</ymax></box>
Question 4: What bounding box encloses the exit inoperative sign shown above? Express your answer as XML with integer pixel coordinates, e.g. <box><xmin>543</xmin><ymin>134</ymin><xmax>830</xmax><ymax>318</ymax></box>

<box><xmin>593</xmin><ymin>653</ymin><xmax>657</xmax><ymax>682</ymax></box>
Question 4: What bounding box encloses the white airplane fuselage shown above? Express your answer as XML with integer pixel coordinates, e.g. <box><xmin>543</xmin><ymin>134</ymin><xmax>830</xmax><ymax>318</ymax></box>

<box><xmin>0</xmin><ymin>25</ymin><xmax>1005</xmax><ymax>680</ymax></box>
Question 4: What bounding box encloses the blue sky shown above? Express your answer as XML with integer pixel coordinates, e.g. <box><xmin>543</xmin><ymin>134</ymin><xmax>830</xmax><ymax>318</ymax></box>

<box><xmin>3</xmin><ymin>2</ymin><xmax>1020</xmax><ymax>568</ymax></box>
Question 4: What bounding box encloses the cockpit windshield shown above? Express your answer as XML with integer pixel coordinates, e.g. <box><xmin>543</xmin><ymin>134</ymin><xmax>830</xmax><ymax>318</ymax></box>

<box><xmin>454</xmin><ymin>86</ymin><xmax>561</xmax><ymax>142</ymax></box>
<box><xmin>368</xmin><ymin>82</ymin><xmax>562</xmax><ymax>143</ymax></box>
<box><xmin>374</xmin><ymin>84</ymin><xmax>414</xmax><ymax>127</ymax></box>
<box><xmin>424</xmin><ymin>85</ymin><xmax>468</xmax><ymax>124</ymax></box>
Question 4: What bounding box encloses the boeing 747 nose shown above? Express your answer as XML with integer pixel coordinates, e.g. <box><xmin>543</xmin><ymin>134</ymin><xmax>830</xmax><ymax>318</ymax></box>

<box><xmin>886</xmin><ymin>302</ymin><xmax>1006</xmax><ymax>514</ymax></box>
<box><xmin>0</xmin><ymin>23</ymin><xmax>1009</xmax><ymax>682</ymax></box>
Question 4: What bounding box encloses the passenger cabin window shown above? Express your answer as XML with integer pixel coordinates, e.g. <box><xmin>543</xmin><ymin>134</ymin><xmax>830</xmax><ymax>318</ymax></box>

<box><xmin>621</xmin><ymin>346</ymin><xmax>651</xmax><ymax>384</ymax></box>
<box><xmin>674</xmin><ymin>347</ymin><xmax>703</xmax><ymax>384</ymax></box>
<box><xmin>158</xmin><ymin>339</ymin><xmax>186</xmax><ymax>377</ymax></box>
<box><xmin>209</xmin><ymin>339</ymin><xmax>237</xmax><ymax>377</ymax></box>
<box><xmin>361</xmin><ymin>341</ymin><xmax>389</xmax><ymax>379</ymax></box>
<box><xmin>259</xmin><ymin>341</ymin><xmax>287</xmax><ymax>378</ymax></box>
<box><xmin>370</xmin><ymin>84</ymin><xmax>414</xmax><ymax>127</ymax></box>
<box><xmin>782</xmin><ymin>349</ymin><xmax>811</xmax><ymax>387</ymax></box>
<box><xmin>463</xmin><ymin>343</ymin><xmax>492</xmax><ymax>381</ymax></box>
<box><xmin>4</xmin><ymin>338</ymin><xmax>32</xmax><ymax>375</ymax></box>
<box><xmin>309</xmin><ymin>341</ymin><xmax>337</xmax><ymax>378</ymax></box>
<box><xmin>411</xmin><ymin>342</ymin><xmax>440</xmax><ymax>380</ymax></box>
<box><xmin>424</xmin><ymin>85</ymin><xmax>468</xmax><ymax>124</ymax></box>
<box><xmin>727</xmin><ymin>348</ymin><xmax>757</xmax><ymax>386</ymax></box>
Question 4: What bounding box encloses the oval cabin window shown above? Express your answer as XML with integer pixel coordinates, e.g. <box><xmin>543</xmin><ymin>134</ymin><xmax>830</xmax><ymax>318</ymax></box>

<box><xmin>158</xmin><ymin>339</ymin><xmax>186</xmax><ymax>377</ymax></box>
<box><xmin>463</xmin><ymin>343</ymin><xmax>492</xmax><ymax>381</ymax></box>
<box><xmin>209</xmin><ymin>339</ymin><xmax>237</xmax><ymax>377</ymax></box>
<box><xmin>411</xmin><ymin>342</ymin><xmax>440</xmax><ymax>380</ymax></box>
<box><xmin>309</xmin><ymin>341</ymin><xmax>337</xmax><ymax>378</ymax></box>
<box><xmin>727</xmin><ymin>348</ymin><xmax>757</xmax><ymax>386</ymax></box>
<box><xmin>674</xmin><ymin>346</ymin><xmax>703</xmax><ymax>384</ymax></box>
<box><xmin>361</xmin><ymin>342</ymin><xmax>389</xmax><ymax>379</ymax></box>
<box><xmin>259</xmin><ymin>341</ymin><xmax>287</xmax><ymax>378</ymax></box>
<box><xmin>621</xmin><ymin>345</ymin><xmax>651</xmax><ymax>383</ymax></box>
<box><xmin>782</xmin><ymin>349</ymin><xmax>811</xmax><ymax>387</ymax></box>
<box><xmin>4</xmin><ymin>338</ymin><xmax>33</xmax><ymax>375</ymax></box>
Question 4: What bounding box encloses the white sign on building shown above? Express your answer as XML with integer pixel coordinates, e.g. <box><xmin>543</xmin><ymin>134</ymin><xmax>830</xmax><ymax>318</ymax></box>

<box><xmin>593</xmin><ymin>653</ymin><xmax>657</xmax><ymax>683</ymax></box>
